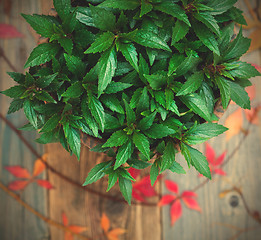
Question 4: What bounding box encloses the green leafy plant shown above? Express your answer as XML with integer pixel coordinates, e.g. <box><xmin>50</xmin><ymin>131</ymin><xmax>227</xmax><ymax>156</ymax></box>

<box><xmin>2</xmin><ymin>0</ymin><xmax>260</xmax><ymax>204</ymax></box>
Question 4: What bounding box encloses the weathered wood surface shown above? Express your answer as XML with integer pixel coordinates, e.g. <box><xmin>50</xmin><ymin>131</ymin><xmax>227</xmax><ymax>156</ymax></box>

<box><xmin>1</xmin><ymin>0</ymin><xmax>261</xmax><ymax>240</ymax></box>
<box><xmin>0</xmin><ymin>1</ymin><xmax>48</xmax><ymax>240</ymax></box>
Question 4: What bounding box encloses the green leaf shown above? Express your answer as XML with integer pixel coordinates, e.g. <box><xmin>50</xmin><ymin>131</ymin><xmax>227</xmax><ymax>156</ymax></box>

<box><xmin>7</xmin><ymin>72</ymin><xmax>25</xmax><ymax>84</ymax></box>
<box><xmin>36</xmin><ymin>91</ymin><xmax>57</xmax><ymax>103</ymax></box>
<box><xmin>83</xmin><ymin>161</ymin><xmax>113</xmax><ymax>185</ymax></box>
<box><xmin>36</xmin><ymin>73</ymin><xmax>58</xmax><ymax>88</ymax></box>
<box><xmin>90</xmin><ymin>5</ymin><xmax>116</xmax><ymax>31</ymax></box>
<box><xmin>24</xmin><ymin>43</ymin><xmax>60</xmax><ymax>68</ymax></box>
<box><xmin>64</xmin><ymin>53</ymin><xmax>85</xmax><ymax>76</ymax></box>
<box><xmin>40</xmin><ymin>114</ymin><xmax>60</xmax><ymax>133</ymax></box>
<box><xmin>36</xmin><ymin>131</ymin><xmax>58</xmax><ymax>144</ymax></box>
<box><xmin>161</xmin><ymin>141</ymin><xmax>176</xmax><ymax>172</ymax></box>
<box><xmin>82</xmin><ymin>98</ymin><xmax>99</xmax><ymax>137</ymax></box>
<box><xmin>104</xmin><ymin>81</ymin><xmax>132</xmax><ymax>94</ymax></box>
<box><xmin>99</xmin><ymin>0</ymin><xmax>140</xmax><ymax>10</ymax></box>
<box><xmin>150</xmin><ymin>162</ymin><xmax>159</xmax><ymax>186</ymax></box>
<box><xmin>118</xmin><ymin>42</ymin><xmax>139</xmax><ymax>72</ymax></box>
<box><xmin>7</xmin><ymin>99</ymin><xmax>25</xmax><ymax>114</ymax></box>
<box><xmin>62</xmin><ymin>82</ymin><xmax>83</xmax><ymax>99</ymax></box>
<box><xmin>226</xmin><ymin>61</ymin><xmax>261</xmax><ymax>79</ymax></box>
<box><xmin>131</xmin><ymin>29</ymin><xmax>171</xmax><ymax>52</ymax></box>
<box><xmin>154</xmin><ymin>2</ymin><xmax>190</xmax><ymax>26</ymax></box>
<box><xmin>107</xmin><ymin>171</ymin><xmax>119</xmax><ymax>192</ymax></box>
<box><xmin>168</xmin><ymin>54</ymin><xmax>186</xmax><ymax>76</ymax></box>
<box><xmin>175</xmin><ymin>53</ymin><xmax>200</xmax><ymax>77</ymax></box>
<box><xmin>76</xmin><ymin>7</ymin><xmax>95</xmax><ymax>27</ymax></box>
<box><xmin>215</xmin><ymin>75</ymin><xmax>230</xmax><ymax>109</ymax></box>
<box><xmin>98</xmin><ymin>47</ymin><xmax>117</xmax><ymax>96</ymax></box>
<box><xmin>118</xmin><ymin>168</ymin><xmax>135</xmax><ymax>181</ymax></box>
<box><xmin>1</xmin><ymin>85</ymin><xmax>26</xmax><ymax>98</ymax></box>
<box><xmin>103</xmin><ymin>130</ymin><xmax>128</xmax><ymax>148</ymax></box>
<box><xmin>186</xmin><ymin>145</ymin><xmax>211</xmax><ymax>179</ymax></box>
<box><xmin>119</xmin><ymin>176</ymin><xmax>132</xmax><ymax>205</ymax></box>
<box><xmin>207</xmin><ymin>0</ymin><xmax>237</xmax><ymax>15</ymax></box>
<box><xmin>85</xmin><ymin>32</ymin><xmax>115</xmax><ymax>54</ymax></box>
<box><xmin>193</xmin><ymin>12</ymin><xmax>220</xmax><ymax>36</ymax></box>
<box><xmin>223</xmin><ymin>28</ymin><xmax>251</xmax><ymax>61</ymax></box>
<box><xmin>89</xmin><ymin>96</ymin><xmax>105</xmax><ymax>132</ymax></box>
<box><xmin>101</xmin><ymin>95</ymin><xmax>124</xmax><ymax>114</ymax></box>
<box><xmin>181</xmin><ymin>93</ymin><xmax>212</xmax><ymax>122</ymax></box>
<box><xmin>171</xmin><ymin>20</ymin><xmax>189</xmax><ymax>45</ymax></box>
<box><xmin>67</xmin><ymin>127</ymin><xmax>81</xmax><ymax>160</ymax></box>
<box><xmin>138</xmin><ymin>112</ymin><xmax>157</xmax><ymax>131</ymax></box>
<box><xmin>57</xmin><ymin>37</ymin><xmax>73</xmax><ymax>54</ymax></box>
<box><xmin>185</xmin><ymin>123</ymin><xmax>228</xmax><ymax>145</ymax></box>
<box><xmin>53</xmin><ymin>0</ymin><xmax>71</xmax><ymax>21</ymax></box>
<box><xmin>24</xmin><ymin>100</ymin><xmax>38</xmax><ymax>129</ymax></box>
<box><xmin>144</xmin><ymin>73</ymin><xmax>168</xmax><ymax>90</ymax></box>
<box><xmin>133</xmin><ymin>132</ymin><xmax>150</xmax><ymax>160</ymax></box>
<box><xmin>136</xmin><ymin>87</ymin><xmax>149</xmax><ymax>114</ymax></box>
<box><xmin>22</xmin><ymin>14</ymin><xmax>57</xmax><ymax>38</ymax></box>
<box><xmin>145</xmin><ymin>124</ymin><xmax>176</xmax><ymax>139</ymax></box>
<box><xmin>193</xmin><ymin>21</ymin><xmax>220</xmax><ymax>55</ymax></box>
<box><xmin>140</xmin><ymin>0</ymin><xmax>153</xmax><ymax>17</ymax></box>
<box><xmin>176</xmin><ymin>71</ymin><xmax>204</xmax><ymax>96</ymax></box>
<box><xmin>124</xmin><ymin>99</ymin><xmax>136</xmax><ymax>125</ymax></box>
<box><xmin>169</xmin><ymin>162</ymin><xmax>186</xmax><ymax>174</ymax></box>
<box><xmin>115</xmin><ymin>140</ymin><xmax>133</xmax><ymax>169</ymax></box>
<box><xmin>228</xmin><ymin>81</ymin><xmax>251</xmax><ymax>109</ymax></box>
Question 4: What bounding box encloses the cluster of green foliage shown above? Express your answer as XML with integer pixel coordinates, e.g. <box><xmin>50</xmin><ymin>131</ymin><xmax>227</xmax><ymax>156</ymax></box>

<box><xmin>2</xmin><ymin>0</ymin><xmax>260</xmax><ymax>204</ymax></box>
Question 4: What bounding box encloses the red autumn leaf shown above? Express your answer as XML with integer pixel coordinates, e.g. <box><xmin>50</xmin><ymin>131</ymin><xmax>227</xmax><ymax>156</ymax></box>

<box><xmin>181</xmin><ymin>191</ymin><xmax>197</xmax><ymax>198</ymax></box>
<box><xmin>107</xmin><ymin>228</ymin><xmax>126</xmax><ymax>240</ymax></box>
<box><xmin>5</xmin><ymin>166</ymin><xmax>31</xmax><ymax>179</ymax></box>
<box><xmin>170</xmin><ymin>199</ymin><xmax>182</xmax><ymax>226</ymax></box>
<box><xmin>133</xmin><ymin>176</ymin><xmax>157</xmax><ymax>197</ymax></box>
<box><xmin>225</xmin><ymin>108</ymin><xmax>244</xmax><ymax>141</ymax></box>
<box><xmin>8</xmin><ymin>180</ymin><xmax>29</xmax><ymax>191</ymax></box>
<box><xmin>69</xmin><ymin>225</ymin><xmax>88</xmax><ymax>234</ymax></box>
<box><xmin>132</xmin><ymin>189</ymin><xmax>145</xmax><ymax>202</ymax></box>
<box><xmin>36</xmin><ymin>179</ymin><xmax>53</xmax><ymax>189</ymax></box>
<box><xmin>62</xmin><ymin>212</ymin><xmax>69</xmax><ymax>226</ymax></box>
<box><xmin>182</xmin><ymin>196</ymin><xmax>201</xmax><ymax>212</ymax></box>
<box><xmin>101</xmin><ymin>213</ymin><xmax>110</xmax><ymax>233</ymax></box>
<box><xmin>64</xmin><ymin>233</ymin><xmax>73</xmax><ymax>240</ymax></box>
<box><xmin>33</xmin><ymin>159</ymin><xmax>46</xmax><ymax>177</ymax></box>
<box><xmin>214</xmin><ymin>168</ymin><xmax>226</xmax><ymax>176</ymax></box>
<box><xmin>158</xmin><ymin>194</ymin><xmax>176</xmax><ymax>206</ymax></box>
<box><xmin>165</xmin><ymin>180</ymin><xmax>179</xmax><ymax>194</ymax></box>
<box><xmin>0</xmin><ymin>23</ymin><xmax>24</xmax><ymax>39</ymax></box>
<box><xmin>128</xmin><ymin>168</ymin><xmax>140</xmax><ymax>180</ymax></box>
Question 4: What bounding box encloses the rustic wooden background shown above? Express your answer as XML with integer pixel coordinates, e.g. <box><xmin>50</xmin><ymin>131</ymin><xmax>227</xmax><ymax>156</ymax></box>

<box><xmin>0</xmin><ymin>0</ymin><xmax>261</xmax><ymax>240</ymax></box>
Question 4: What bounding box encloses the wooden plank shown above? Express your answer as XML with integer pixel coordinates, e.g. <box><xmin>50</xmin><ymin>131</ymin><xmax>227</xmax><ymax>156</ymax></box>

<box><xmin>0</xmin><ymin>1</ymin><xmax>49</xmax><ymax>239</ymax></box>
<box><xmin>162</xmin><ymin>1</ymin><xmax>261</xmax><ymax>239</ymax></box>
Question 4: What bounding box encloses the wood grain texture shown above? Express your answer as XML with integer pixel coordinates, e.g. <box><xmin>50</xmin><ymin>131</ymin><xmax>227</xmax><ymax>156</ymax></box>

<box><xmin>0</xmin><ymin>1</ymin><xmax>48</xmax><ymax>239</ymax></box>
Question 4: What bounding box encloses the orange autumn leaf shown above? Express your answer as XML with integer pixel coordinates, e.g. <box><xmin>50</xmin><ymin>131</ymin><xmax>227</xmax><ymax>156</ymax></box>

<box><xmin>33</xmin><ymin>154</ymin><xmax>48</xmax><ymax>176</ymax></box>
<box><xmin>62</xmin><ymin>212</ymin><xmax>87</xmax><ymax>240</ymax></box>
<box><xmin>225</xmin><ymin>108</ymin><xmax>244</xmax><ymax>141</ymax></box>
<box><xmin>101</xmin><ymin>213</ymin><xmax>110</xmax><ymax>233</ymax></box>
<box><xmin>107</xmin><ymin>228</ymin><xmax>126</xmax><ymax>240</ymax></box>
<box><xmin>101</xmin><ymin>213</ymin><xmax>126</xmax><ymax>240</ymax></box>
